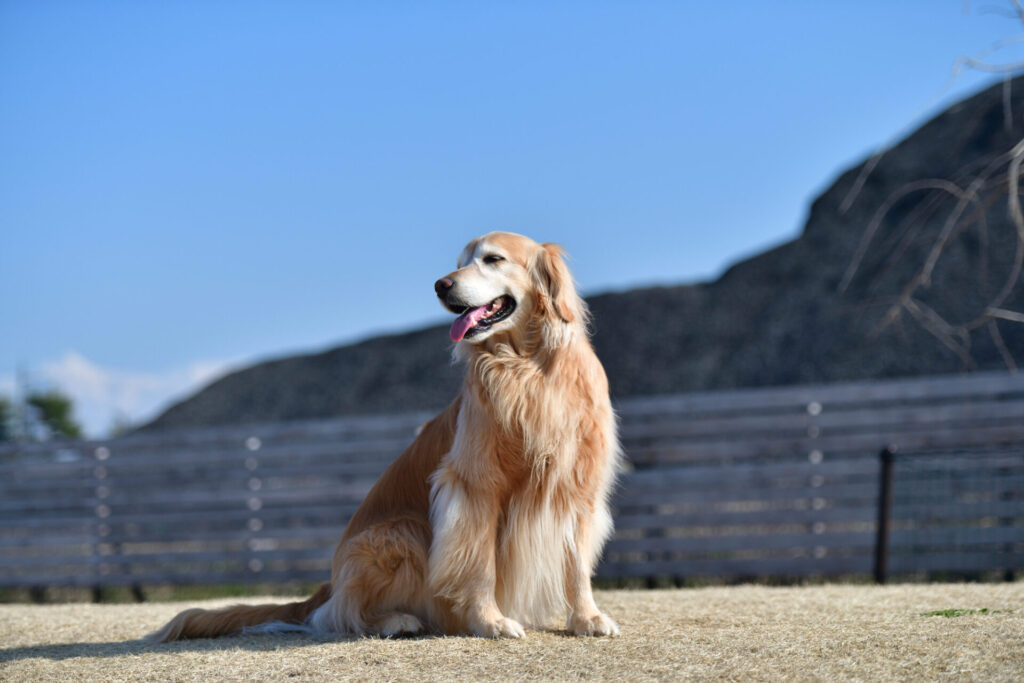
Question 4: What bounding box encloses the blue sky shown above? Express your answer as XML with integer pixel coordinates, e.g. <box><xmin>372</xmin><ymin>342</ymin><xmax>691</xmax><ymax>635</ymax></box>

<box><xmin>2</xmin><ymin>1</ymin><xmax>1023</xmax><ymax>436</ymax></box>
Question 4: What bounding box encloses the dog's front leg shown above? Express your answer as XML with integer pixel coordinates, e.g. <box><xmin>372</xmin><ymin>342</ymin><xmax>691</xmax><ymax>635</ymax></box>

<box><xmin>428</xmin><ymin>465</ymin><xmax>525</xmax><ymax>638</ymax></box>
<box><xmin>565</xmin><ymin>509</ymin><xmax>619</xmax><ymax>636</ymax></box>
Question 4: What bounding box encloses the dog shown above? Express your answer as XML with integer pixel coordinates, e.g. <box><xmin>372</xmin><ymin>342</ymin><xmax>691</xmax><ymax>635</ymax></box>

<box><xmin>150</xmin><ymin>232</ymin><xmax>620</xmax><ymax>640</ymax></box>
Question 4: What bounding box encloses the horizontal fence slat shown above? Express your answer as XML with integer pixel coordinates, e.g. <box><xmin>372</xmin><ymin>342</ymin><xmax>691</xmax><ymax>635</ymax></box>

<box><xmin>0</xmin><ymin>569</ymin><xmax>332</xmax><ymax>588</ymax></box>
<box><xmin>615</xmin><ymin>371</ymin><xmax>1024</xmax><ymax>418</ymax></box>
<box><xmin>888</xmin><ymin>551</ymin><xmax>1024</xmax><ymax>573</ymax></box>
<box><xmin>606</xmin><ymin>526</ymin><xmax>1024</xmax><ymax>555</ymax></box>
<box><xmin>620</xmin><ymin>400</ymin><xmax>1024</xmax><ymax>443</ymax></box>
<box><xmin>595</xmin><ymin>554</ymin><xmax>875</xmax><ymax>578</ymax></box>
<box><xmin>627</xmin><ymin>424</ymin><xmax>1024</xmax><ymax>466</ymax></box>
<box><xmin>612</xmin><ymin>506</ymin><xmax>877</xmax><ymax>530</ymax></box>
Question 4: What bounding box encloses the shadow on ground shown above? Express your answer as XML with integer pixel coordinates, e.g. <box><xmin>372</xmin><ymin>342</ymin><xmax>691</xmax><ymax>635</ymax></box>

<box><xmin>0</xmin><ymin>628</ymin><xmax>585</xmax><ymax>664</ymax></box>
<box><xmin>0</xmin><ymin>633</ymin><xmax>348</xmax><ymax>663</ymax></box>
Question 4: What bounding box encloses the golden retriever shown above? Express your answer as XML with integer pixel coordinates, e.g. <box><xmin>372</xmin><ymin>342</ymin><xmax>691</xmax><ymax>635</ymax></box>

<box><xmin>150</xmin><ymin>232</ymin><xmax>620</xmax><ymax>640</ymax></box>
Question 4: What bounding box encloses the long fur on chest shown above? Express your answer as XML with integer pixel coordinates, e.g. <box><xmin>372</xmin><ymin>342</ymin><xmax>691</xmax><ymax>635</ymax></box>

<box><xmin>437</xmin><ymin>340</ymin><xmax>619</xmax><ymax>626</ymax></box>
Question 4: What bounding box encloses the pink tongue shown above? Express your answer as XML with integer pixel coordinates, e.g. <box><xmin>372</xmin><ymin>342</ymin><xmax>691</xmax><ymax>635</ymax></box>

<box><xmin>450</xmin><ymin>304</ymin><xmax>491</xmax><ymax>342</ymax></box>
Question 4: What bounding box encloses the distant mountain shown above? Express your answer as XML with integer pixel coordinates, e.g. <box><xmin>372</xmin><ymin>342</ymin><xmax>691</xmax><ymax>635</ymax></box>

<box><xmin>142</xmin><ymin>77</ymin><xmax>1024</xmax><ymax>432</ymax></box>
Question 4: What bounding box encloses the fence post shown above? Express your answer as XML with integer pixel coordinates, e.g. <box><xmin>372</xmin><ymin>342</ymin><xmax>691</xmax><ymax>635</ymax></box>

<box><xmin>873</xmin><ymin>446</ymin><xmax>895</xmax><ymax>584</ymax></box>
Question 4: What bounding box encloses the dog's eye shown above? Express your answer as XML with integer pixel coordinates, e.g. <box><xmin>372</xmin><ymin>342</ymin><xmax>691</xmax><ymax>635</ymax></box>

<box><xmin>482</xmin><ymin>254</ymin><xmax>505</xmax><ymax>265</ymax></box>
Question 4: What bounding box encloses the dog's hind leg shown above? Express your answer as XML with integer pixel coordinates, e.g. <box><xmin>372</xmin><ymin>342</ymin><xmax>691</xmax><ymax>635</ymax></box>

<box><xmin>368</xmin><ymin>611</ymin><xmax>424</xmax><ymax>637</ymax></box>
<box><xmin>311</xmin><ymin>517</ymin><xmax>432</xmax><ymax>636</ymax></box>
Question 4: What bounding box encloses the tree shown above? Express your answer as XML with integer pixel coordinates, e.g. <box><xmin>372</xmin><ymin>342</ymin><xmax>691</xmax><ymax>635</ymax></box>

<box><xmin>0</xmin><ymin>396</ymin><xmax>11</xmax><ymax>443</ymax></box>
<box><xmin>108</xmin><ymin>411</ymin><xmax>135</xmax><ymax>438</ymax></box>
<box><xmin>839</xmin><ymin>2</ymin><xmax>1024</xmax><ymax>370</ymax></box>
<box><xmin>26</xmin><ymin>390</ymin><xmax>83</xmax><ymax>440</ymax></box>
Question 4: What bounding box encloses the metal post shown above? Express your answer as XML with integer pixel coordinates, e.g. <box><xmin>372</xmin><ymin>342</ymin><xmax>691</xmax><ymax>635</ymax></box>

<box><xmin>873</xmin><ymin>446</ymin><xmax>895</xmax><ymax>584</ymax></box>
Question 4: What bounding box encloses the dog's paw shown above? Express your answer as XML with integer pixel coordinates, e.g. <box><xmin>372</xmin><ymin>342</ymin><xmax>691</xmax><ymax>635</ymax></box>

<box><xmin>471</xmin><ymin>616</ymin><xmax>526</xmax><ymax>639</ymax></box>
<box><xmin>568</xmin><ymin>612</ymin><xmax>619</xmax><ymax>637</ymax></box>
<box><xmin>377</xmin><ymin>613</ymin><xmax>424</xmax><ymax>638</ymax></box>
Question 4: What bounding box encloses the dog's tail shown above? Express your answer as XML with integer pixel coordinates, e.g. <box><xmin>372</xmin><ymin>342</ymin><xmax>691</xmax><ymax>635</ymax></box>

<box><xmin>147</xmin><ymin>581</ymin><xmax>333</xmax><ymax>642</ymax></box>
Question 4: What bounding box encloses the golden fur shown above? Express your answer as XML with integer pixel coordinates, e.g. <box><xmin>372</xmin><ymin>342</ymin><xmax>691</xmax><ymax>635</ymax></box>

<box><xmin>150</xmin><ymin>232</ymin><xmax>620</xmax><ymax>641</ymax></box>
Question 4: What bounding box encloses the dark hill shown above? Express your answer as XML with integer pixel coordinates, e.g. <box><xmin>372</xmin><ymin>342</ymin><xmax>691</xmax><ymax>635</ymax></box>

<box><xmin>143</xmin><ymin>77</ymin><xmax>1024</xmax><ymax>431</ymax></box>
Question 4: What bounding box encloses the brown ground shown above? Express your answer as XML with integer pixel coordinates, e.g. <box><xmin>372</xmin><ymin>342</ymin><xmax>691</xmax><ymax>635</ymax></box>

<box><xmin>1</xmin><ymin>583</ymin><xmax>1022</xmax><ymax>681</ymax></box>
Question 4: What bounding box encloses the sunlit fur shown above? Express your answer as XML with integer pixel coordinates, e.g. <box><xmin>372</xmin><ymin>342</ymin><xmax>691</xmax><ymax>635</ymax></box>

<box><xmin>149</xmin><ymin>232</ymin><xmax>621</xmax><ymax>642</ymax></box>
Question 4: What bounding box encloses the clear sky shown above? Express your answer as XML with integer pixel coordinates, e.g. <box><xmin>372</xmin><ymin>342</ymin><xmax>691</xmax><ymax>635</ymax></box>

<box><xmin>2</xmin><ymin>1</ymin><xmax>1023</xmax><ymax>436</ymax></box>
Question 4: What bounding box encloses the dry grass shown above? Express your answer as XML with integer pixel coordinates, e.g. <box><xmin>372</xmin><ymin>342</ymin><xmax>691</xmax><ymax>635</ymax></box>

<box><xmin>1</xmin><ymin>583</ymin><xmax>1022</xmax><ymax>681</ymax></box>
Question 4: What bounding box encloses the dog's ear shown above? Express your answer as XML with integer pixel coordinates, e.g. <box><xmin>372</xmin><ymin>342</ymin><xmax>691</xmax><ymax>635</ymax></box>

<box><xmin>532</xmin><ymin>242</ymin><xmax>576</xmax><ymax>323</ymax></box>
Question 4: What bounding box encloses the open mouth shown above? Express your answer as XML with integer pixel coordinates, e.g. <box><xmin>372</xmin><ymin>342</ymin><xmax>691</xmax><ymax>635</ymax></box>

<box><xmin>447</xmin><ymin>295</ymin><xmax>517</xmax><ymax>342</ymax></box>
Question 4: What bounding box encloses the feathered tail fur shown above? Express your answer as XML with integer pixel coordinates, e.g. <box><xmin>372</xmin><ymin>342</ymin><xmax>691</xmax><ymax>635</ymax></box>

<box><xmin>148</xmin><ymin>582</ymin><xmax>332</xmax><ymax>642</ymax></box>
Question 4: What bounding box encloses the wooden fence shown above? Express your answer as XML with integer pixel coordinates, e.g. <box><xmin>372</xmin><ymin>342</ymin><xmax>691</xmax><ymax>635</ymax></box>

<box><xmin>604</xmin><ymin>371</ymin><xmax>1024</xmax><ymax>580</ymax></box>
<box><xmin>1</xmin><ymin>372</ymin><xmax>1022</xmax><ymax>590</ymax></box>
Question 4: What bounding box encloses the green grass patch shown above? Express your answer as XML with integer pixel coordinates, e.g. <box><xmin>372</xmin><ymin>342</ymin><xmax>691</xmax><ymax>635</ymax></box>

<box><xmin>920</xmin><ymin>608</ymin><xmax>1011</xmax><ymax>618</ymax></box>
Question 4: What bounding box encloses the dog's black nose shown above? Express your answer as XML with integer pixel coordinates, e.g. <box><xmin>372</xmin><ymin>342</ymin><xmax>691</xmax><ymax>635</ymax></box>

<box><xmin>435</xmin><ymin>277</ymin><xmax>454</xmax><ymax>297</ymax></box>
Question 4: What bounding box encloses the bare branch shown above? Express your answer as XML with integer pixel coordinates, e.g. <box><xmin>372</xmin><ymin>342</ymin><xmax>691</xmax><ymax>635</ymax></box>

<box><xmin>977</xmin><ymin>5</ymin><xmax>1022</xmax><ymax>19</ymax></box>
<box><xmin>903</xmin><ymin>298</ymin><xmax>977</xmax><ymax>368</ymax></box>
<box><xmin>1006</xmin><ymin>137</ymin><xmax>1024</xmax><ymax>240</ymax></box>
<box><xmin>1004</xmin><ymin>76</ymin><xmax>1014</xmax><ymax>132</ymax></box>
<box><xmin>843</xmin><ymin>3</ymin><xmax>1024</xmax><ymax>371</ymax></box>
<box><xmin>987</xmin><ymin>306</ymin><xmax>1024</xmax><ymax>322</ymax></box>
<box><xmin>950</xmin><ymin>35</ymin><xmax>1024</xmax><ymax>78</ymax></box>
<box><xmin>872</xmin><ymin>187</ymin><xmax>961</xmax><ymax>290</ymax></box>
<box><xmin>961</xmin><ymin>139</ymin><xmax>1024</xmax><ymax>329</ymax></box>
<box><xmin>838</xmin><ymin>179</ymin><xmax>971</xmax><ymax>293</ymax></box>
<box><xmin>988</xmin><ymin>319</ymin><xmax>1019</xmax><ymax>371</ymax></box>
<box><xmin>919</xmin><ymin>177</ymin><xmax>987</xmax><ymax>288</ymax></box>
<box><xmin>840</xmin><ymin>25</ymin><xmax>1024</xmax><ymax>215</ymax></box>
<box><xmin>839</xmin><ymin>152</ymin><xmax>885</xmax><ymax>215</ymax></box>
<box><xmin>959</xmin><ymin>55</ymin><xmax>1024</xmax><ymax>73</ymax></box>
<box><xmin>1013</xmin><ymin>0</ymin><xmax>1024</xmax><ymax>25</ymax></box>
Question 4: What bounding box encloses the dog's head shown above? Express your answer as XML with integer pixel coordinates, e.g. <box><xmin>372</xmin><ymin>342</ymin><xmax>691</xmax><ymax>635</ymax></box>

<box><xmin>435</xmin><ymin>232</ymin><xmax>584</xmax><ymax>346</ymax></box>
